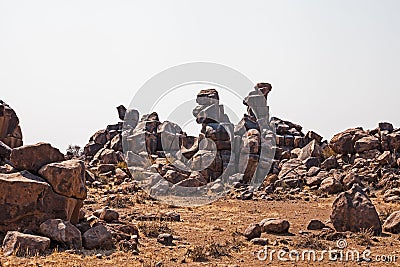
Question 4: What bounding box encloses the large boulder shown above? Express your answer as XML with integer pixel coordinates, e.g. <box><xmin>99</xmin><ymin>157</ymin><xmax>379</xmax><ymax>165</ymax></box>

<box><xmin>0</xmin><ymin>100</ymin><xmax>23</xmax><ymax>148</ymax></box>
<box><xmin>38</xmin><ymin>160</ymin><xmax>87</xmax><ymax>200</ymax></box>
<box><xmin>2</xmin><ymin>231</ymin><xmax>50</xmax><ymax>256</ymax></box>
<box><xmin>39</xmin><ymin>219</ymin><xmax>82</xmax><ymax>249</ymax></box>
<box><xmin>10</xmin><ymin>143</ymin><xmax>65</xmax><ymax>174</ymax></box>
<box><xmin>331</xmin><ymin>184</ymin><xmax>381</xmax><ymax>234</ymax></box>
<box><xmin>0</xmin><ymin>171</ymin><xmax>81</xmax><ymax>233</ymax></box>
<box><xmin>329</xmin><ymin>128</ymin><xmax>366</xmax><ymax>155</ymax></box>
<box><xmin>354</xmin><ymin>136</ymin><xmax>381</xmax><ymax>153</ymax></box>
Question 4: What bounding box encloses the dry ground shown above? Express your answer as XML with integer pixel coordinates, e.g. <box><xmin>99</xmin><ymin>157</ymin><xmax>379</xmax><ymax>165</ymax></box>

<box><xmin>1</xmin><ymin>189</ymin><xmax>400</xmax><ymax>267</ymax></box>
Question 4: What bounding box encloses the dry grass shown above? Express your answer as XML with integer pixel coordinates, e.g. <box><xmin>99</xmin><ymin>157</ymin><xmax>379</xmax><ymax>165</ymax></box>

<box><xmin>138</xmin><ymin>220</ymin><xmax>172</xmax><ymax>238</ymax></box>
<box><xmin>351</xmin><ymin>228</ymin><xmax>375</xmax><ymax>246</ymax></box>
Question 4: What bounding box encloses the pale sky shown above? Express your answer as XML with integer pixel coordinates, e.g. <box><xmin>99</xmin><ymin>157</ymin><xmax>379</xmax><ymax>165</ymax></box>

<box><xmin>1</xmin><ymin>0</ymin><xmax>399</xmax><ymax>151</ymax></box>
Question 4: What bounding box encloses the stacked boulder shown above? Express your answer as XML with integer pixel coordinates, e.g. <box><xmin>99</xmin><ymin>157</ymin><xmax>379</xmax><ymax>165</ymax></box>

<box><xmin>0</xmin><ymin>142</ymin><xmax>90</xmax><ymax>255</ymax></box>
<box><xmin>191</xmin><ymin>89</ymin><xmax>234</xmax><ymax>182</ymax></box>
<box><xmin>0</xmin><ymin>100</ymin><xmax>23</xmax><ymax>161</ymax></box>
<box><xmin>233</xmin><ymin>83</ymin><xmax>276</xmax><ymax>184</ymax></box>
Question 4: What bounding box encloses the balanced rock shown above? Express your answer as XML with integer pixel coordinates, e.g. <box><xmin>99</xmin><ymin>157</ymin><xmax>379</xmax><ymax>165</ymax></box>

<box><xmin>39</xmin><ymin>159</ymin><xmax>87</xmax><ymax>199</ymax></box>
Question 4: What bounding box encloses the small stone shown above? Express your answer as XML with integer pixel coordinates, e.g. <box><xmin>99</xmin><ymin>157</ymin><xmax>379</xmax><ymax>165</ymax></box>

<box><xmin>251</xmin><ymin>238</ymin><xmax>269</xmax><ymax>246</ymax></box>
<box><xmin>307</xmin><ymin>219</ymin><xmax>326</xmax><ymax>230</ymax></box>
<box><xmin>157</xmin><ymin>233</ymin><xmax>174</xmax><ymax>246</ymax></box>
<box><xmin>99</xmin><ymin>208</ymin><xmax>120</xmax><ymax>222</ymax></box>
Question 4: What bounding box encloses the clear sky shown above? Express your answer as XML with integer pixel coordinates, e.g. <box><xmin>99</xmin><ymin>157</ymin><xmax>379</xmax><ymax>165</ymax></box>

<box><xmin>1</xmin><ymin>0</ymin><xmax>399</xmax><ymax>151</ymax></box>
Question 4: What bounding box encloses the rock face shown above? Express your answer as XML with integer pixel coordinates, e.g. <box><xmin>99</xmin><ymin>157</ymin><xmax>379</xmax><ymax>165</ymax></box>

<box><xmin>331</xmin><ymin>184</ymin><xmax>381</xmax><ymax>234</ymax></box>
<box><xmin>0</xmin><ymin>100</ymin><xmax>23</xmax><ymax>148</ymax></box>
<box><xmin>0</xmin><ymin>171</ymin><xmax>82</xmax><ymax>233</ymax></box>
<box><xmin>2</xmin><ymin>231</ymin><xmax>50</xmax><ymax>256</ymax></box>
<box><xmin>39</xmin><ymin>219</ymin><xmax>82</xmax><ymax>249</ymax></box>
<box><xmin>38</xmin><ymin>159</ymin><xmax>87</xmax><ymax>200</ymax></box>
<box><xmin>382</xmin><ymin>211</ymin><xmax>400</xmax><ymax>234</ymax></box>
<box><xmin>10</xmin><ymin>143</ymin><xmax>65</xmax><ymax>174</ymax></box>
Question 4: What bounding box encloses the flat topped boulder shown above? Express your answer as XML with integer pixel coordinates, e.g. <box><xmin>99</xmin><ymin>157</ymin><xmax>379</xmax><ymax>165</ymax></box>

<box><xmin>196</xmin><ymin>89</ymin><xmax>219</xmax><ymax>105</ymax></box>
<box><xmin>10</xmin><ymin>142</ymin><xmax>65</xmax><ymax>174</ymax></box>
<box><xmin>0</xmin><ymin>171</ymin><xmax>80</xmax><ymax>233</ymax></box>
<box><xmin>39</xmin><ymin>159</ymin><xmax>87</xmax><ymax>200</ymax></box>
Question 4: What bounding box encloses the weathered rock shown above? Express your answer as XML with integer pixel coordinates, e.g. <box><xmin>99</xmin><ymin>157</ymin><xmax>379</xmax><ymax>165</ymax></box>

<box><xmin>82</xmin><ymin>224</ymin><xmax>113</xmax><ymax>250</ymax></box>
<box><xmin>342</xmin><ymin>172</ymin><xmax>362</xmax><ymax>190</ymax></box>
<box><xmin>303</xmin><ymin>157</ymin><xmax>321</xmax><ymax>169</ymax></box>
<box><xmin>278</xmin><ymin>159</ymin><xmax>307</xmax><ymax>180</ymax></box>
<box><xmin>329</xmin><ymin>128</ymin><xmax>366</xmax><ymax>155</ymax></box>
<box><xmin>0</xmin><ymin>101</ymin><xmax>23</xmax><ymax>148</ymax></box>
<box><xmin>117</xmin><ymin>105</ymin><xmax>127</xmax><ymax>121</ymax></box>
<box><xmin>320</xmin><ymin>156</ymin><xmax>338</xmax><ymax>170</ymax></box>
<box><xmin>0</xmin><ymin>171</ymin><xmax>81</xmax><ymax>233</ymax></box>
<box><xmin>39</xmin><ymin>219</ymin><xmax>82</xmax><ymax>249</ymax></box>
<box><xmin>299</xmin><ymin>140</ymin><xmax>323</xmax><ymax>161</ymax></box>
<box><xmin>94</xmin><ymin>149</ymin><xmax>119</xmax><ymax>165</ymax></box>
<box><xmin>163</xmin><ymin>170</ymin><xmax>189</xmax><ymax>184</ymax></box>
<box><xmin>38</xmin><ymin>160</ymin><xmax>87</xmax><ymax>200</ymax></box>
<box><xmin>10</xmin><ymin>143</ymin><xmax>64</xmax><ymax>174</ymax></box>
<box><xmin>387</xmin><ymin>132</ymin><xmax>400</xmax><ymax>151</ymax></box>
<box><xmin>306</xmin><ymin>171</ymin><xmax>327</xmax><ymax>187</ymax></box>
<box><xmin>379</xmin><ymin>122</ymin><xmax>394</xmax><ymax>133</ymax></box>
<box><xmin>331</xmin><ymin>184</ymin><xmax>381</xmax><ymax>234</ymax></box>
<box><xmin>354</xmin><ymin>136</ymin><xmax>380</xmax><ymax>153</ymax></box>
<box><xmin>307</xmin><ymin>219</ymin><xmax>326</xmax><ymax>230</ymax></box>
<box><xmin>2</xmin><ymin>231</ymin><xmax>50</xmax><ymax>256</ymax></box>
<box><xmin>260</xmin><ymin>219</ymin><xmax>290</xmax><ymax>234</ymax></box>
<box><xmin>244</xmin><ymin>223</ymin><xmax>261</xmax><ymax>240</ymax></box>
<box><xmin>99</xmin><ymin>208</ymin><xmax>119</xmax><ymax>223</ymax></box>
<box><xmin>320</xmin><ymin>177</ymin><xmax>343</xmax><ymax>194</ymax></box>
<box><xmin>196</xmin><ymin>89</ymin><xmax>219</xmax><ymax>105</ymax></box>
<box><xmin>377</xmin><ymin>151</ymin><xmax>394</xmax><ymax>166</ymax></box>
<box><xmin>383</xmin><ymin>211</ymin><xmax>400</xmax><ymax>234</ymax></box>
